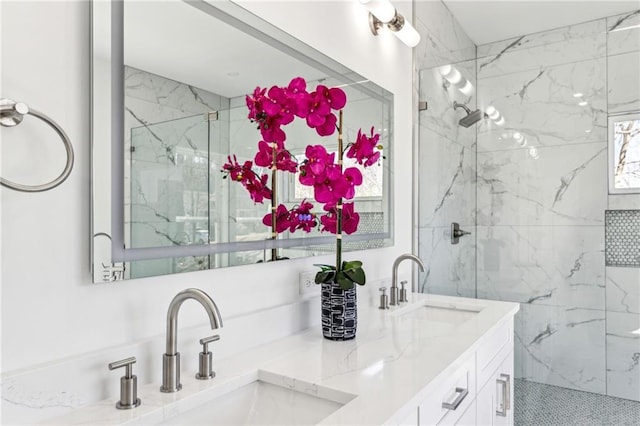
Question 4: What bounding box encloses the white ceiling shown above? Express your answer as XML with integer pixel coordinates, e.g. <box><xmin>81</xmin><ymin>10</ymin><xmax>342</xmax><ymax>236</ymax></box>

<box><xmin>440</xmin><ymin>0</ymin><xmax>640</xmax><ymax>45</ymax></box>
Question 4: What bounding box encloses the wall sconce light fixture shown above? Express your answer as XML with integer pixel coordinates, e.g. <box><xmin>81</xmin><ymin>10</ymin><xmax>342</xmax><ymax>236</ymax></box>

<box><xmin>360</xmin><ymin>0</ymin><xmax>421</xmax><ymax>47</ymax></box>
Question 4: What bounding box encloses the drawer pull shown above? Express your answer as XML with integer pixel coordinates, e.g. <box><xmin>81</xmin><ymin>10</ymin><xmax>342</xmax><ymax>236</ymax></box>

<box><xmin>441</xmin><ymin>387</ymin><xmax>469</xmax><ymax>410</ymax></box>
<box><xmin>496</xmin><ymin>373</ymin><xmax>510</xmax><ymax>417</ymax></box>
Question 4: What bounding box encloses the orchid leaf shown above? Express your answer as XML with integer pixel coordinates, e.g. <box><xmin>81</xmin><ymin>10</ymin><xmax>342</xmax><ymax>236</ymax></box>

<box><xmin>336</xmin><ymin>271</ymin><xmax>353</xmax><ymax>290</ymax></box>
<box><xmin>342</xmin><ymin>260</ymin><xmax>362</xmax><ymax>270</ymax></box>
<box><xmin>315</xmin><ymin>270</ymin><xmax>335</xmax><ymax>284</ymax></box>
<box><xmin>344</xmin><ymin>266</ymin><xmax>366</xmax><ymax>285</ymax></box>
<box><xmin>314</xmin><ymin>263</ymin><xmax>336</xmax><ymax>272</ymax></box>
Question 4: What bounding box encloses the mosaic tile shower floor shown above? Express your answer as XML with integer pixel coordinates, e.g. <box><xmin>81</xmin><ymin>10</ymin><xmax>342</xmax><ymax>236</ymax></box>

<box><xmin>515</xmin><ymin>379</ymin><xmax>640</xmax><ymax>425</ymax></box>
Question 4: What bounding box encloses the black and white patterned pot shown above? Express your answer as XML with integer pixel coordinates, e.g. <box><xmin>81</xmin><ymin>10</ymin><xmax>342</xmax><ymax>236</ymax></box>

<box><xmin>321</xmin><ymin>282</ymin><xmax>357</xmax><ymax>340</ymax></box>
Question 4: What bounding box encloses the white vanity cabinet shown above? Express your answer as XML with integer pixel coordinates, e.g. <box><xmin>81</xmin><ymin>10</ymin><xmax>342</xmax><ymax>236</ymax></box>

<box><xmin>396</xmin><ymin>318</ymin><xmax>515</xmax><ymax>426</ymax></box>
<box><xmin>476</xmin><ymin>352</ymin><xmax>514</xmax><ymax>426</ymax></box>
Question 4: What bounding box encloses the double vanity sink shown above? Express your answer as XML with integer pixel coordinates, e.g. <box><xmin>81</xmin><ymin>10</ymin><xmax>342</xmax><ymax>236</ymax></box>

<box><xmin>47</xmin><ymin>294</ymin><xmax>518</xmax><ymax>425</ymax></box>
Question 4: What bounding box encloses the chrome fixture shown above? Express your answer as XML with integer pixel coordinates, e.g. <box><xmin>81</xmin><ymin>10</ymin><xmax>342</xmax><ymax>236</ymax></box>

<box><xmin>360</xmin><ymin>0</ymin><xmax>421</xmax><ymax>47</ymax></box>
<box><xmin>196</xmin><ymin>334</ymin><xmax>220</xmax><ymax>380</ymax></box>
<box><xmin>451</xmin><ymin>222</ymin><xmax>472</xmax><ymax>245</ymax></box>
<box><xmin>453</xmin><ymin>101</ymin><xmax>485</xmax><ymax>128</ymax></box>
<box><xmin>378</xmin><ymin>286</ymin><xmax>389</xmax><ymax>309</ymax></box>
<box><xmin>161</xmin><ymin>288</ymin><xmax>223</xmax><ymax>393</ymax></box>
<box><xmin>442</xmin><ymin>387</ymin><xmax>469</xmax><ymax>410</ymax></box>
<box><xmin>399</xmin><ymin>280</ymin><xmax>409</xmax><ymax>303</ymax></box>
<box><xmin>108</xmin><ymin>357</ymin><xmax>141</xmax><ymax>410</ymax></box>
<box><xmin>496</xmin><ymin>373</ymin><xmax>511</xmax><ymax>417</ymax></box>
<box><xmin>0</xmin><ymin>98</ymin><xmax>74</xmax><ymax>192</ymax></box>
<box><xmin>390</xmin><ymin>253</ymin><xmax>425</xmax><ymax>306</ymax></box>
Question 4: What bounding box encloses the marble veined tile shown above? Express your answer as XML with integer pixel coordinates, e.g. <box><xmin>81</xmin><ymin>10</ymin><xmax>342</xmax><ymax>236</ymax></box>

<box><xmin>608</xmin><ymin>50</ymin><xmax>640</xmax><ymax>114</ymax></box>
<box><xmin>415</xmin><ymin>0</ymin><xmax>476</xmax><ymax>69</ymax></box>
<box><xmin>477</xmin><ymin>58</ymin><xmax>607</xmax><ymax>152</ymax></box>
<box><xmin>477</xmin><ymin>143</ymin><xmax>607</xmax><ymax>226</ymax></box>
<box><xmin>418</xmin><ymin>127</ymin><xmax>476</xmax><ymax>227</ymax></box>
<box><xmin>515</xmin><ymin>304</ymin><xmax>606</xmax><ymax>394</ymax></box>
<box><xmin>125</xmin><ymin>66</ymin><xmax>228</xmax><ymax>114</ymax></box>
<box><xmin>418</xmin><ymin>60</ymin><xmax>476</xmax><ymax>149</ymax></box>
<box><xmin>417</xmin><ymin>226</ymin><xmax>476</xmax><ymax>298</ymax></box>
<box><xmin>477</xmin><ymin>225</ymin><xmax>605</xmax><ymax>310</ymax></box>
<box><xmin>607</xmin><ymin>10</ymin><xmax>640</xmax><ymax>56</ymax></box>
<box><xmin>477</xmin><ymin>19</ymin><xmax>606</xmax><ymax>78</ymax></box>
<box><xmin>606</xmin><ymin>267</ymin><xmax>640</xmax><ymax>314</ymax></box>
<box><xmin>609</xmin><ymin>194</ymin><xmax>640</xmax><ymax>210</ymax></box>
<box><xmin>606</xmin><ymin>311</ymin><xmax>640</xmax><ymax>401</ymax></box>
<box><xmin>130</xmin><ymin>110</ymin><xmax>209</xmax><ymax>166</ymax></box>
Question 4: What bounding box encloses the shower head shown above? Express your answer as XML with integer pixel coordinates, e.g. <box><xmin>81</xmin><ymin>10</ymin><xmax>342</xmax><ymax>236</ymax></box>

<box><xmin>453</xmin><ymin>101</ymin><xmax>484</xmax><ymax>128</ymax></box>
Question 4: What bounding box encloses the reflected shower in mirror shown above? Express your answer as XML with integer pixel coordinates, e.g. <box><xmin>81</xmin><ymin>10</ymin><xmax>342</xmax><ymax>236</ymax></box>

<box><xmin>92</xmin><ymin>0</ymin><xmax>393</xmax><ymax>282</ymax></box>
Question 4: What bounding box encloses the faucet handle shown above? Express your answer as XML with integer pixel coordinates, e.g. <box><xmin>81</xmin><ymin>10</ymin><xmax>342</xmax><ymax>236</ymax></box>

<box><xmin>196</xmin><ymin>335</ymin><xmax>220</xmax><ymax>380</ymax></box>
<box><xmin>378</xmin><ymin>287</ymin><xmax>389</xmax><ymax>310</ymax></box>
<box><xmin>399</xmin><ymin>280</ymin><xmax>409</xmax><ymax>303</ymax></box>
<box><xmin>108</xmin><ymin>357</ymin><xmax>141</xmax><ymax>410</ymax></box>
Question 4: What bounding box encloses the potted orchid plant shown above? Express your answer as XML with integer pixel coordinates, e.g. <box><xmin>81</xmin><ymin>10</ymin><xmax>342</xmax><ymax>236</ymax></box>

<box><xmin>222</xmin><ymin>77</ymin><xmax>382</xmax><ymax>340</ymax></box>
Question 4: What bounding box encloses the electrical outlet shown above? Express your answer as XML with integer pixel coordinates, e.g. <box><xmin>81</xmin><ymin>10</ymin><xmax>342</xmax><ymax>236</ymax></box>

<box><xmin>299</xmin><ymin>271</ymin><xmax>319</xmax><ymax>298</ymax></box>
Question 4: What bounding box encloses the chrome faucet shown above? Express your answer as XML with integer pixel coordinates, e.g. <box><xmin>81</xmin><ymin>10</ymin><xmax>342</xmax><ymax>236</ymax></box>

<box><xmin>390</xmin><ymin>254</ymin><xmax>425</xmax><ymax>306</ymax></box>
<box><xmin>161</xmin><ymin>288</ymin><xmax>223</xmax><ymax>393</ymax></box>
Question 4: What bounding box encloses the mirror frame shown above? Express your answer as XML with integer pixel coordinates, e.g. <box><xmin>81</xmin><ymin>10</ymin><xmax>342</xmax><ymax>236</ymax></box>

<box><xmin>91</xmin><ymin>0</ymin><xmax>394</xmax><ymax>282</ymax></box>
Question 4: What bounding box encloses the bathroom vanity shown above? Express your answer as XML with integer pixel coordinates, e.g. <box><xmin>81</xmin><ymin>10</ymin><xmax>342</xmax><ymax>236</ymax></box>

<box><xmin>47</xmin><ymin>293</ymin><xmax>518</xmax><ymax>425</ymax></box>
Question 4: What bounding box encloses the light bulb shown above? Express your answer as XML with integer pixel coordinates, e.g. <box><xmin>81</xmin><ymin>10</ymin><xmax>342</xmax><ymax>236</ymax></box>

<box><xmin>443</xmin><ymin>67</ymin><xmax>462</xmax><ymax>85</ymax></box>
<box><xmin>393</xmin><ymin>20</ymin><xmax>421</xmax><ymax>47</ymax></box>
<box><xmin>438</xmin><ymin>65</ymin><xmax>452</xmax><ymax>76</ymax></box>
<box><xmin>495</xmin><ymin>117</ymin><xmax>505</xmax><ymax>126</ymax></box>
<box><xmin>458</xmin><ymin>80</ymin><xmax>474</xmax><ymax>96</ymax></box>
<box><xmin>360</xmin><ymin>0</ymin><xmax>395</xmax><ymax>23</ymax></box>
<box><xmin>486</xmin><ymin>106</ymin><xmax>500</xmax><ymax>120</ymax></box>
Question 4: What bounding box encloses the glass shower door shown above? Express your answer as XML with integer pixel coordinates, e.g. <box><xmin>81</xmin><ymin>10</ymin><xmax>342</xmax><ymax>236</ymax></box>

<box><xmin>416</xmin><ymin>62</ymin><xmax>478</xmax><ymax>298</ymax></box>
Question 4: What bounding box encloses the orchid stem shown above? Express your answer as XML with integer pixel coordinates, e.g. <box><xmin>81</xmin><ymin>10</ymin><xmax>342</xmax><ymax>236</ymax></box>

<box><xmin>271</xmin><ymin>144</ymin><xmax>277</xmax><ymax>261</ymax></box>
<box><xmin>336</xmin><ymin>110</ymin><xmax>343</xmax><ymax>275</ymax></box>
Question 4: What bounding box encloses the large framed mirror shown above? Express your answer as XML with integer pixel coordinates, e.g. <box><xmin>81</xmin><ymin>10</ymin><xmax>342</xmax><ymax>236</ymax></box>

<box><xmin>91</xmin><ymin>0</ymin><xmax>394</xmax><ymax>282</ymax></box>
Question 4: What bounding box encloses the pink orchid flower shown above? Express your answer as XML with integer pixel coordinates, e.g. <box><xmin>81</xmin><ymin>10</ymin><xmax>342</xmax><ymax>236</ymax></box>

<box><xmin>346</xmin><ymin>126</ymin><xmax>382</xmax><ymax>167</ymax></box>
<box><xmin>342</xmin><ymin>167</ymin><xmax>363</xmax><ymax>200</ymax></box>
<box><xmin>262</xmin><ymin>204</ymin><xmax>292</xmax><ymax>233</ymax></box>
<box><xmin>320</xmin><ymin>202</ymin><xmax>360</xmax><ymax>235</ymax></box>
<box><xmin>289</xmin><ymin>199</ymin><xmax>317</xmax><ymax>233</ymax></box>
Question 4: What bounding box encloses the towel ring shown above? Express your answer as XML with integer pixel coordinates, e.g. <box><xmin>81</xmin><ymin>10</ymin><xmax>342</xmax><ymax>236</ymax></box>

<box><xmin>0</xmin><ymin>98</ymin><xmax>75</xmax><ymax>192</ymax></box>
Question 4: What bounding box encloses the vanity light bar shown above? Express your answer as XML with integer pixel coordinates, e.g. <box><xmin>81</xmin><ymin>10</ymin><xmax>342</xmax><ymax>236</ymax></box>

<box><xmin>360</xmin><ymin>0</ymin><xmax>421</xmax><ymax>47</ymax></box>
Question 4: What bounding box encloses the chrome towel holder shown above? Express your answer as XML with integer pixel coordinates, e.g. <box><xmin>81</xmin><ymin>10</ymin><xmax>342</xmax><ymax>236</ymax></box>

<box><xmin>0</xmin><ymin>98</ymin><xmax>74</xmax><ymax>192</ymax></box>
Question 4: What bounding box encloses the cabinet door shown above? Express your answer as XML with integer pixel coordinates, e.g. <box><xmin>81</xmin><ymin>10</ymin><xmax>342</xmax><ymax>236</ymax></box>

<box><xmin>477</xmin><ymin>351</ymin><xmax>514</xmax><ymax>426</ymax></box>
<box><xmin>397</xmin><ymin>408</ymin><xmax>418</xmax><ymax>426</ymax></box>
<box><xmin>454</xmin><ymin>400</ymin><xmax>476</xmax><ymax>426</ymax></box>
<box><xmin>495</xmin><ymin>354</ymin><xmax>514</xmax><ymax>426</ymax></box>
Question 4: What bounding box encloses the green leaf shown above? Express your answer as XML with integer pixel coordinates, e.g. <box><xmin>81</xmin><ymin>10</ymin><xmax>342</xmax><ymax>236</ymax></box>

<box><xmin>315</xmin><ymin>270</ymin><xmax>335</xmax><ymax>284</ymax></box>
<box><xmin>336</xmin><ymin>271</ymin><xmax>354</xmax><ymax>290</ymax></box>
<box><xmin>314</xmin><ymin>263</ymin><xmax>336</xmax><ymax>272</ymax></box>
<box><xmin>344</xmin><ymin>267</ymin><xmax>366</xmax><ymax>285</ymax></box>
<box><xmin>342</xmin><ymin>260</ymin><xmax>362</xmax><ymax>271</ymax></box>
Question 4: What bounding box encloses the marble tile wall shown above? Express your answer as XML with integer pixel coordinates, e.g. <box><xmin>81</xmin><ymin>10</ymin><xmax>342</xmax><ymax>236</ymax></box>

<box><xmin>473</xmin><ymin>10</ymin><xmax>640</xmax><ymax>399</ymax></box>
<box><xmin>124</xmin><ymin>66</ymin><xmax>230</xmax><ymax>278</ymax></box>
<box><xmin>415</xmin><ymin>4</ymin><xmax>639</xmax><ymax>400</ymax></box>
<box><xmin>415</xmin><ymin>1</ymin><xmax>477</xmax><ymax>299</ymax></box>
<box><xmin>605</xmin><ymin>10</ymin><xmax>640</xmax><ymax>402</ymax></box>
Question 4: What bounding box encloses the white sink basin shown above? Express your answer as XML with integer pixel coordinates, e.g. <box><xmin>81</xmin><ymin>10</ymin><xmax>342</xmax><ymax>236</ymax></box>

<box><xmin>390</xmin><ymin>299</ymin><xmax>482</xmax><ymax>329</ymax></box>
<box><xmin>160</xmin><ymin>372</ymin><xmax>354</xmax><ymax>425</ymax></box>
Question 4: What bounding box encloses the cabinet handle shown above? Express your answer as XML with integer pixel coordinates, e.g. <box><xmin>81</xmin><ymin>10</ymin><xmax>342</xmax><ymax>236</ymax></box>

<box><xmin>441</xmin><ymin>387</ymin><xmax>468</xmax><ymax>410</ymax></box>
<box><xmin>496</xmin><ymin>373</ymin><xmax>510</xmax><ymax>417</ymax></box>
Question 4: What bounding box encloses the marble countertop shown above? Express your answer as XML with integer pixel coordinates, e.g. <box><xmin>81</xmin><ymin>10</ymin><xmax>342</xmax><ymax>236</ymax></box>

<box><xmin>45</xmin><ymin>293</ymin><xmax>519</xmax><ymax>425</ymax></box>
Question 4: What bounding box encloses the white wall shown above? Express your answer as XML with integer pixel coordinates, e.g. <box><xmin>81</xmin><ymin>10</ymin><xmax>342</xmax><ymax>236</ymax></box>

<box><xmin>0</xmin><ymin>0</ymin><xmax>413</xmax><ymax>375</ymax></box>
